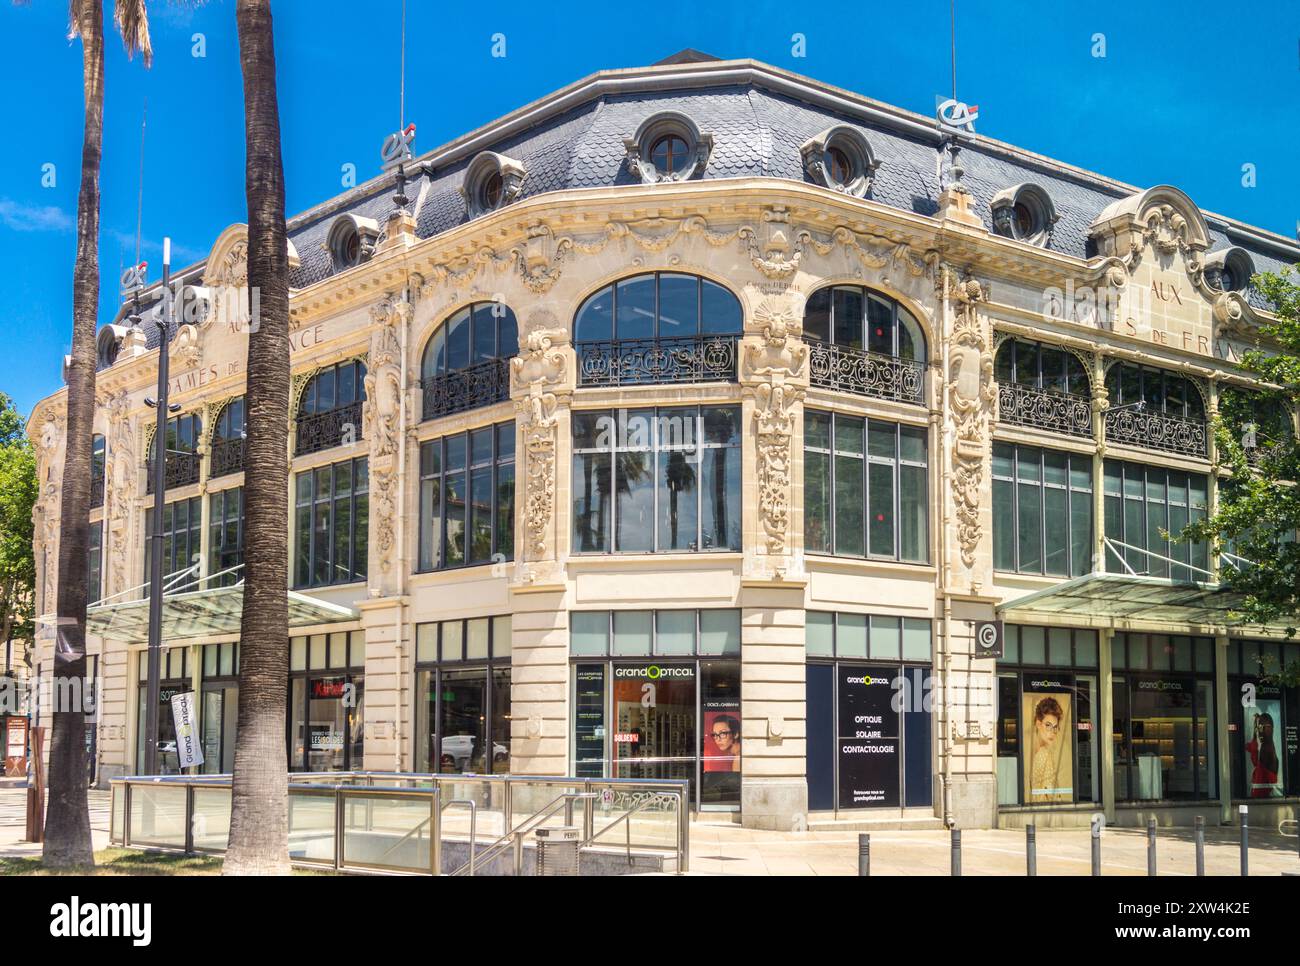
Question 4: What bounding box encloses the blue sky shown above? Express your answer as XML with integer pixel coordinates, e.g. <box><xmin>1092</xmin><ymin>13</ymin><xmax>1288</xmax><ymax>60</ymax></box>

<box><xmin>1</xmin><ymin>0</ymin><xmax>1297</xmax><ymax>418</ymax></box>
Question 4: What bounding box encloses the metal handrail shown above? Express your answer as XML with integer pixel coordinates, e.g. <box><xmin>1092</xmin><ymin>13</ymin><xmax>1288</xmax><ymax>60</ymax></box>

<box><xmin>110</xmin><ymin>773</ymin><xmax>689</xmax><ymax>874</ymax></box>
<box><xmin>440</xmin><ymin>799</ymin><xmax>478</xmax><ymax>876</ymax></box>
<box><xmin>1103</xmin><ymin>536</ymin><xmax>1215</xmax><ymax>580</ymax></box>
<box><xmin>583</xmin><ymin>795</ymin><xmax>671</xmax><ymax>869</ymax></box>
<box><xmin>450</xmin><ymin>791</ymin><xmax>597</xmax><ymax>877</ymax></box>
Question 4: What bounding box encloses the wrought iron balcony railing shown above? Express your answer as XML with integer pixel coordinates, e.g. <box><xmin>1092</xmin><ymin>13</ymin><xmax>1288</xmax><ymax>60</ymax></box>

<box><xmin>210</xmin><ymin>436</ymin><xmax>246</xmax><ymax>479</ymax></box>
<box><xmin>577</xmin><ymin>335</ymin><xmax>738</xmax><ymax>388</ymax></box>
<box><xmin>805</xmin><ymin>338</ymin><xmax>925</xmax><ymax>404</ymax></box>
<box><xmin>421</xmin><ymin>356</ymin><xmax>511</xmax><ymax>421</ymax></box>
<box><xmin>295</xmin><ymin>400</ymin><xmax>364</xmax><ymax>456</ymax></box>
<box><xmin>997</xmin><ymin>383</ymin><xmax>1093</xmax><ymax>439</ymax></box>
<box><xmin>144</xmin><ymin>452</ymin><xmax>201</xmax><ymax>494</ymax></box>
<box><xmin>1104</xmin><ymin>408</ymin><xmax>1207</xmax><ymax>458</ymax></box>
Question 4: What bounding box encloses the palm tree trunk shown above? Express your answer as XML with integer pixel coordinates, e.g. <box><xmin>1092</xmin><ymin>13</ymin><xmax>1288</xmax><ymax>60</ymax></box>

<box><xmin>42</xmin><ymin>0</ymin><xmax>103</xmax><ymax>870</ymax></box>
<box><xmin>224</xmin><ymin>0</ymin><xmax>291</xmax><ymax>876</ymax></box>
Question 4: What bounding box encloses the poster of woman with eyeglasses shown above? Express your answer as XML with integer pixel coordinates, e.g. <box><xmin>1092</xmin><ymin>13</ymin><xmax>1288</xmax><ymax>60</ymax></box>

<box><xmin>1022</xmin><ymin>686</ymin><xmax>1073</xmax><ymax>803</ymax></box>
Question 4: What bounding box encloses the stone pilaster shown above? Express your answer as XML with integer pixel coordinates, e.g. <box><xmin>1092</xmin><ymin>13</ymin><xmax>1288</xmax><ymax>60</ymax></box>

<box><xmin>508</xmin><ymin>590</ymin><xmax>570</xmax><ymax>774</ymax></box>
<box><xmin>359</xmin><ymin>598</ymin><xmax>408</xmax><ymax>772</ymax></box>
<box><xmin>739</xmin><ymin>588</ymin><xmax>808</xmax><ymax>830</ymax></box>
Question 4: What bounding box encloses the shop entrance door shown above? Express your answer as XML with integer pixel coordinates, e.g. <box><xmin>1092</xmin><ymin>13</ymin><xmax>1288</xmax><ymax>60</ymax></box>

<box><xmin>434</xmin><ymin>668</ymin><xmax>511</xmax><ymax>774</ymax></box>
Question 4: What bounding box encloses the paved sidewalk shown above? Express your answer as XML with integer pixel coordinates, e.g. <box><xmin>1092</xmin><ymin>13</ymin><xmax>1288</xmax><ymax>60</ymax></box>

<box><xmin>687</xmin><ymin>820</ymin><xmax>1300</xmax><ymax>876</ymax></box>
<box><xmin>0</xmin><ymin>786</ymin><xmax>1295</xmax><ymax>876</ymax></box>
<box><xmin>0</xmin><ymin>787</ymin><xmax>112</xmax><ymax>858</ymax></box>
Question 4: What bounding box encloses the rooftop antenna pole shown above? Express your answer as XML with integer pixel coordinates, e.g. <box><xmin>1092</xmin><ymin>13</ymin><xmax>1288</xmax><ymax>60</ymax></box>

<box><xmin>399</xmin><ymin>0</ymin><xmax>406</xmax><ymax>131</ymax></box>
<box><xmin>135</xmin><ymin>99</ymin><xmax>147</xmax><ymax>269</ymax></box>
<box><xmin>951</xmin><ymin>0</ymin><xmax>957</xmax><ymax>103</ymax></box>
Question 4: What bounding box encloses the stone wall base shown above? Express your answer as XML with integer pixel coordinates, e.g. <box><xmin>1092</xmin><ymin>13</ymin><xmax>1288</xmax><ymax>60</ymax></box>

<box><xmin>741</xmin><ymin>777</ymin><xmax>808</xmax><ymax>831</ymax></box>
<box><xmin>941</xmin><ymin>774</ymin><xmax>997</xmax><ymax>829</ymax></box>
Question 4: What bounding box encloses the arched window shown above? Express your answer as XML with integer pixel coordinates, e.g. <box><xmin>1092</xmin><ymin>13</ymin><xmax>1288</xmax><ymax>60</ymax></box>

<box><xmin>803</xmin><ymin>286</ymin><xmax>927</xmax><ymax>403</ymax></box>
<box><xmin>995</xmin><ymin>339</ymin><xmax>1092</xmax><ymax>437</ymax></box>
<box><xmin>90</xmin><ymin>434</ymin><xmax>106</xmax><ymax>509</ymax></box>
<box><xmin>146</xmin><ymin>412</ymin><xmax>202</xmax><ymax>494</ymax></box>
<box><xmin>574</xmin><ymin>273</ymin><xmax>742</xmax><ymax>386</ymax></box>
<box><xmin>420</xmin><ymin>301</ymin><xmax>518</xmax><ymax>419</ymax></box>
<box><xmin>1104</xmin><ymin>362</ymin><xmax>1206</xmax><ymax>457</ymax></box>
<box><xmin>295</xmin><ymin>360</ymin><xmax>367</xmax><ymax>456</ymax></box>
<box><xmin>211</xmin><ymin>397</ymin><xmax>246</xmax><ymax>479</ymax></box>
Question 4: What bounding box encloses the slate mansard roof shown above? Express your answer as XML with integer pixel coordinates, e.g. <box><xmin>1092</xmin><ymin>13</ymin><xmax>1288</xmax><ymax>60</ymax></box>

<box><xmin>116</xmin><ymin>56</ymin><xmax>1299</xmax><ymax>355</ymax></box>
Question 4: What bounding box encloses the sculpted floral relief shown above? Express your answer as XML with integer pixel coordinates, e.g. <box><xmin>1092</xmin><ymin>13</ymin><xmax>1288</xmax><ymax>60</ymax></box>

<box><xmin>511</xmin><ymin>320</ymin><xmax>568</xmax><ymax>563</ymax></box>
<box><xmin>364</xmin><ymin>295</ymin><xmax>411</xmax><ymax>575</ymax></box>
<box><xmin>944</xmin><ymin>273</ymin><xmax>994</xmax><ymax>569</ymax></box>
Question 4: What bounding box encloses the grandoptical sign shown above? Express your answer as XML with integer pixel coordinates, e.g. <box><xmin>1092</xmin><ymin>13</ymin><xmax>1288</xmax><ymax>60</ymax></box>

<box><xmin>170</xmin><ymin>690</ymin><xmax>204</xmax><ymax>769</ymax></box>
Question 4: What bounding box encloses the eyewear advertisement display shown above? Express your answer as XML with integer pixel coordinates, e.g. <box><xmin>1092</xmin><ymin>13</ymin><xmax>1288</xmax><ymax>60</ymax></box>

<box><xmin>836</xmin><ymin>666</ymin><xmax>900</xmax><ymax>809</ymax></box>
<box><xmin>611</xmin><ymin>664</ymin><xmax>697</xmax><ymax>788</ymax></box>
<box><xmin>1022</xmin><ymin>679</ymin><xmax>1073</xmax><ymax>803</ymax></box>
<box><xmin>1245</xmin><ymin>694</ymin><xmax>1284</xmax><ymax>798</ymax></box>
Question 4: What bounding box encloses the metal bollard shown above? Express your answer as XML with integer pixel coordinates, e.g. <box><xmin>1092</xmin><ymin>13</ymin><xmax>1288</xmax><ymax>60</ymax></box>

<box><xmin>1091</xmin><ymin>814</ymin><xmax>1103</xmax><ymax>876</ymax></box>
<box><xmin>1147</xmin><ymin>818</ymin><xmax>1157</xmax><ymax>876</ymax></box>
<box><xmin>858</xmin><ymin>833</ymin><xmax>870</xmax><ymax>877</ymax></box>
<box><xmin>1239</xmin><ymin>804</ymin><xmax>1249</xmax><ymax>877</ymax></box>
<box><xmin>951</xmin><ymin>827</ymin><xmax>962</xmax><ymax>876</ymax></box>
<box><xmin>1194</xmin><ymin>815</ymin><xmax>1205</xmax><ymax>876</ymax></box>
<box><xmin>1026</xmin><ymin>824</ymin><xmax>1037</xmax><ymax>876</ymax></box>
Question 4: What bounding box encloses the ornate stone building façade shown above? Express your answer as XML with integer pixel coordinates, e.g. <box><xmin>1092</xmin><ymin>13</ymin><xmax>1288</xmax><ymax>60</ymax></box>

<box><xmin>27</xmin><ymin>53</ymin><xmax>1300</xmax><ymax>830</ymax></box>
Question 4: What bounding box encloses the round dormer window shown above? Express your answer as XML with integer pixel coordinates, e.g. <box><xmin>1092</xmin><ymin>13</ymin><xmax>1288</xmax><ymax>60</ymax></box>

<box><xmin>650</xmin><ymin>134</ymin><xmax>689</xmax><ymax>176</ymax></box>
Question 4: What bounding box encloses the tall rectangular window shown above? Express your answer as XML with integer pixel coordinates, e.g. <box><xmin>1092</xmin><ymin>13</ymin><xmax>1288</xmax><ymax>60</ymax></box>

<box><xmin>571</xmin><ymin>407</ymin><xmax>741</xmax><ymax>553</ymax></box>
<box><xmin>992</xmin><ymin>444</ymin><xmax>1093</xmax><ymax>577</ymax></box>
<box><xmin>143</xmin><ymin>496</ymin><xmax>202</xmax><ymax>592</ymax></box>
<box><xmin>1103</xmin><ymin>460</ymin><xmax>1208</xmax><ymax>579</ymax></box>
<box><xmin>208</xmin><ymin>487</ymin><xmax>244</xmax><ymax>587</ymax></box>
<box><xmin>87</xmin><ymin>521</ymin><xmax>102</xmax><ymax>604</ymax></box>
<box><xmin>294</xmin><ymin>457</ymin><xmax>368</xmax><ymax>588</ymax></box>
<box><xmin>804</xmin><ymin>409</ymin><xmax>927</xmax><ymax>563</ymax></box>
<box><xmin>418</xmin><ymin>421</ymin><xmax>514</xmax><ymax>571</ymax></box>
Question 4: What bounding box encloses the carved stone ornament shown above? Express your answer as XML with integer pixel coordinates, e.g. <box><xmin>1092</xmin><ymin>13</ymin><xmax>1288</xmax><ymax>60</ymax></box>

<box><xmin>172</xmin><ymin>323</ymin><xmax>201</xmax><ymax>371</ymax></box>
<box><xmin>743</xmin><ymin>297</ymin><xmax>809</xmax><ymax>558</ymax></box>
<box><xmin>106</xmin><ymin>391</ymin><xmax>137</xmax><ymax>596</ymax></box>
<box><xmin>416</xmin><ymin>208</ymin><xmax>934</xmax><ymax>299</ymax></box>
<box><xmin>944</xmin><ymin>271</ymin><xmax>994</xmax><ymax>569</ymax></box>
<box><xmin>511</xmin><ymin>317</ymin><xmax>569</xmax><ymax>564</ymax></box>
<box><xmin>364</xmin><ymin>294</ymin><xmax>411</xmax><ymax>575</ymax></box>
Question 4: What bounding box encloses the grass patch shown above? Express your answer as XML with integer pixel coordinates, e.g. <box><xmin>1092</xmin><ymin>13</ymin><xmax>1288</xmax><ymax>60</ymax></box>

<box><xmin>0</xmin><ymin>848</ymin><xmax>223</xmax><ymax>876</ymax></box>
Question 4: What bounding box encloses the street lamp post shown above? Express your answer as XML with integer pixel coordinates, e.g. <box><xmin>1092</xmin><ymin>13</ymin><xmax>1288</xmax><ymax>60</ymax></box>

<box><xmin>142</xmin><ymin>238</ymin><xmax>178</xmax><ymax>776</ymax></box>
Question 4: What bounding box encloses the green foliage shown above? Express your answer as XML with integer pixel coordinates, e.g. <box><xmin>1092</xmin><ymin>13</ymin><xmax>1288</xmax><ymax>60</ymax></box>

<box><xmin>1183</xmin><ymin>266</ymin><xmax>1300</xmax><ymax>665</ymax></box>
<box><xmin>0</xmin><ymin>392</ymin><xmax>36</xmax><ymax>644</ymax></box>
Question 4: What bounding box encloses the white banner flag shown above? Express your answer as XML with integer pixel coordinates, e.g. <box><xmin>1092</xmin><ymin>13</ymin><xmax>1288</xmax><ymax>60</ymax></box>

<box><xmin>170</xmin><ymin>690</ymin><xmax>204</xmax><ymax>769</ymax></box>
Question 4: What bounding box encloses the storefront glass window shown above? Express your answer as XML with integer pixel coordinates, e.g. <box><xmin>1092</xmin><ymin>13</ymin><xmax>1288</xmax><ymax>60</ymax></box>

<box><xmin>207</xmin><ymin>487</ymin><xmax>244</xmax><ymax>586</ymax></box>
<box><xmin>805</xmin><ymin>612</ymin><xmax>933</xmax><ymax>812</ymax></box>
<box><xmin>1112</xmin><ymin>632</ymin><xmax>1216</xmax><ymax>801</ymax></box>
<box><xmin>200</xmin><ymin>642</ymin><xmax>239</xmax><ymax>774</ymax></box>
<box><xmin>570</xmin><ymin>608</ymin><xmax>741</xmax><ymax>810</ymax></box>
<box><xmin>1226</xmin><ymin>639</ymin><xmax>1299</xmax><ymax>799</ymax></box>
<box><xmin>287</xmin><ymin>630</ymin><xmax>365</xmax><ymax>772</ymax></box>
<box><xmin>143</xmin><ymin>496</ymin><xmax>203</xmax><ymax>592</ymax></box>
<box><xmin>995</xmin><ymin>625</ymin><xmax>1099</xmax><ymax>807</ymax></box>
<box><xmin>414</xmin><ymin>616</ymin><xmax>511</xmax><ymax>774</ymax></box>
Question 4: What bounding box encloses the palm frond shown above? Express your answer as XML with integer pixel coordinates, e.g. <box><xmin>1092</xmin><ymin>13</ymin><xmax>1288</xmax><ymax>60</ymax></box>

<box><xmin>113</xmin><ymin>0</ymin><xmax>152</xmax><ymax>67</ymax></box>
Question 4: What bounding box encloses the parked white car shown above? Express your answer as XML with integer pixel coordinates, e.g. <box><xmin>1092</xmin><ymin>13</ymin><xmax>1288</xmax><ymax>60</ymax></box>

<box><xmin>440</xmin><ymin>734</ymin><xmax>508</xmax><ymax>771</ymax></box>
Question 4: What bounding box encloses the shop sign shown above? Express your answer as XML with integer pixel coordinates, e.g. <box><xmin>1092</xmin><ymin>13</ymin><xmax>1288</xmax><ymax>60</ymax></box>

<box><xmin>6</xmin><ymin>717</ymin><xmax>26</xmax><ymax>757</ymax></box>
<box><xmin>170</xmin><ymin>691</ymin><xmax>204</xmax><ymax>769</ymax></box>
<box><xmin>612</xmin><ymin>665</ymin><xmax>695</xmax><ymax>680</ymax></box>
<box><xmin>311</xmin><ymin>678</ymin><xmax>347</xmax><ymax>700</ymax></box>
<box><xmin>974</xmin><ymin>621</ymin><xmax>1003</xmax><ymax>659</ymax></box>
<box><xmin>309</xmin><ymin>727</ymin><xmax>343</xmax><ymax>751</ymax></box>
<box><xmin>837</xmin><ymin>667</ymin><xmax>900</xmax><ymax>809</ymax></box>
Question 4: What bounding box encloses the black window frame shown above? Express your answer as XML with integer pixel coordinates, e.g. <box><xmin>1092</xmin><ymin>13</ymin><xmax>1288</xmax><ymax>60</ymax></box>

<box><xmin>419</xmin><ymin>301</ymin><xmax>519</xmax><ymax>420</ymax></box>
<box><xmin>210</xmin><ymin>396</ymin><xmax>246</xmax><ymax>479</ymax></box>
<box><xmin>417</xmin><ymin>421</ymin><xmax>515</xmax><ymax>572</ymax></box>
<box><xmin>293</xmin><ymin>456</ymin><xmax>369</xmax><ymax>588</ymax></box>
<box><xmin>143</xmin><ymin>495</ymin><xmax>203</xmax><ymax>593</ymax></box>
<box><xmin>804</xmin><ymin>409</ymin><xmax>929</xmax><ymax>563</ymax></box>
<box><xmin>286</xmin><ymin>631</ymin><xmax>365</xmax><ymax>773</ymax></box>
<box><xmin>208</xmin><ymin>486</ymin><xmax>244</xmax><ymax>587</ymax></box>
<box><xmin>570</xmin><ymin>406</ymin><xmax>743</xmax><ymax>555</ymax></box>
<box><xmin>1103</xmin><ymin>459</ymin><xmax>1209</xmax><ymax>579</ymax></box>
<box><xmin>992</xmin><ymin>443</ymin><xmax>1094</xmax><ymax>577</ymax></box>
<box><xmin>295</xmin><ymin>359</ymin><xmax>367</xmax><ymax>456</ymax></box>
<box><xmin>146</xmin><ymin>412</ymin><xmax>202</xmax><ymax>493</ymax></box>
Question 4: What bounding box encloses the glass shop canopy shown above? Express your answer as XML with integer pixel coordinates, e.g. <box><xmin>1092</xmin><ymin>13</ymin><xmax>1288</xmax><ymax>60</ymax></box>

<box><xmin>84</xmin><ymin>586</ymin><xmax>357</xmax><ymax>643</ymax></box>
<box><xmin>998</xmin><ymin>572</ymin><xmax>1296</xmax><ymax>636</ymax></box>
